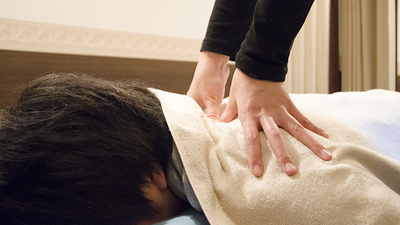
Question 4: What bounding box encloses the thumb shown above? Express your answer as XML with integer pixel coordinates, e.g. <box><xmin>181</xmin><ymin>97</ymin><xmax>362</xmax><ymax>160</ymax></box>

<box><xmin>206</xmin><ymin>102</ymin><xmax>221</xmax><ymax>122</ymax></box>
<box><xmin>220</xmin><ymin>98</ymin><xmax>238</xmax><ymax>123</ymax></box>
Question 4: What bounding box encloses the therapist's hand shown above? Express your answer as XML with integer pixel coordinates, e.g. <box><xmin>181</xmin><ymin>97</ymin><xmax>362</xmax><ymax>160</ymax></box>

<box><xmin>187</xmin><ymin>51</ymin><xmax>230</xmax><ymax>121</ymax></box>
<box><xmin>221</xmin><ymin>69</ymin><xmax>332</xmax><ymax>177</ymax></box>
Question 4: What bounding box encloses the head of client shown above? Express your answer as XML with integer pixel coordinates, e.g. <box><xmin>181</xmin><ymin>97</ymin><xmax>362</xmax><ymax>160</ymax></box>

<box><xmin>0</xmin><ymin>74</ymin><xmax>187</xmax><ymax>225</ymax></box>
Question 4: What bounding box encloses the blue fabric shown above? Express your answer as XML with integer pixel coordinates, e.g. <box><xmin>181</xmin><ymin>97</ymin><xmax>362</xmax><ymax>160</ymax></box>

<box><xmin>154</xmin><ymin>208</ymin><xmax>209</xmax><ymax>225</ymax></box>
<box><xmin>290</xmin><ymin>90</ymin><xmax>400</xmax><ymax>162</ymax></box>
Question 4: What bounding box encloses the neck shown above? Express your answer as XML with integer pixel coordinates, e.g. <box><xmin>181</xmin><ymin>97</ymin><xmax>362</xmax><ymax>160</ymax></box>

<box><xmin>155</xmin><ymin>187</ymin><xmax>190</xmax><ymax>222</ymax></box>
<box><xmin>138</xmin><ymin>187</ymin><xmax>190</xmax><ymax>225</ymax></box>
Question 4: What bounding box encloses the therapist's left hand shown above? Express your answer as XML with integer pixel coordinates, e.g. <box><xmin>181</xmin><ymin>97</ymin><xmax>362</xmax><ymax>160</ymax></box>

<box><xmin>221</xmin><ymin>69</ymin><xmax>332</xmax><ymax>177</ymax></box>
<box><xmin>187</xmin><ymin>51</ymin><xmax>230</xmax><ymax>121</ymax></box>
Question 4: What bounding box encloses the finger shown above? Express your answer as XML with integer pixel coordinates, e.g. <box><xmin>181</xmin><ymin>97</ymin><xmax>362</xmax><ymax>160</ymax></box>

<box><xmin>187</xmin><ymin>92</ymin><xmax>206</xmax><ymax>109</ymax></box>
<box><xmin>288</xmin><ymin>106</ymin><xmax>329</xmax><ymax>138</ymax></box>
<box><xmin>239</xmin><ymin>110</ymin><xmax>264</xmax><ymax>177</ymax></box>
<box><xmin>279</xmin><ymin>114</ymin><xmax>332</xmax><ymax>161</ymax></box>
<box><xmin>205</xmin><ymin>99</ymin><xmax>222</xmax><ymax>122</ymax></box>
<box><xmin>260</xmin><ymin>115</ymin><xmax>297</xmax><ymax>176</ymax></box>
<box><xmin>220</xmin><ymin>99</ymin><xmax>238</xmax><ymax>123</ymax></box>
<box><xmin>241</xmin><ymin>121</ymin><xmax>264</xmax><ymax>177</ymax></box>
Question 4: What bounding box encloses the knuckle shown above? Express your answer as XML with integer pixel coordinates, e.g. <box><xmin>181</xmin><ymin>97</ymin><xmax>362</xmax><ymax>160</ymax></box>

<box><xmin>275</xmin><ymin>149</ymin><xmax>290</xmax><ymax>162</ymax></box>
<box><xmin>207</xmin><ymin>114</ymin><xmax>219</xmax><ymax>121</ymax></box>
<box><xmin>244</xmin><ymin>131</ymin><xmax>258</xmax><ymax>143</ymax></box>
<box><xmin>247</xmin><ymin>151</ymin><xmax>260</xmax><ymax>162</ymax></box>
<box><xmin>279</xmin><ymin>155</ymin><xmax>292</xmax><ymax>164</ymax></box>
<box><xmin>298</xmin><ymin>116</ymin><xmax>310</xmax><ymax>126</ymax></box>
<box><xmin>310</xmin><ymin>140</ymin><xmax>324</xmax><ymax>151</ymax></box>
<box><xmin>299</xmin><ymin>116</ymin><xmax>320</xmax><ymax>132</ymax></box>
<box><xmin>266</xmin><ymin>127</ymin><xmax>281</xmax><ymax>140</ymax></box>
<box><xmin>206</xmin><ymin>95</ymin><xmax>222</xmax><ymax>106</ymax></box>
<box><xmin>239</xmin><ymin>104</ymin><xmax>257</xmax><ymax>116</ymax></box>
<box><xmin>292</xmin><ymin>123</ymin><xmax>305</xmax><ymax>135</ymax></box>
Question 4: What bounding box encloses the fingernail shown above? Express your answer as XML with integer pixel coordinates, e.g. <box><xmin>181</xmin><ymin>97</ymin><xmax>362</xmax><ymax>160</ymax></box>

<box><xmin>320</xmin><ymin>149</ymin><xmax>332</xmax><ymax>159</ymax></box>
<box><xmin>253</xmin><ymin>164</ymin><xmax>262</xmax><ymax>177</ymax></box>
<box><xmin>285</xmin><ymin>162</ymin><xmax>296</xmax><ymax>174</ymax></box>
<box><xmin>207</xmin><ymin>115</ymin><xmax>219</xmax><ymax>122</ymax></box>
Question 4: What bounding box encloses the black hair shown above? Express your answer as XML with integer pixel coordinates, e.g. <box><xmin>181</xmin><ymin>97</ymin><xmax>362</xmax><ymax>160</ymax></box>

<box><xmin>0</xmin><ymin>73</ymin><xmax>173</xmax><ymax>225</ymax></box>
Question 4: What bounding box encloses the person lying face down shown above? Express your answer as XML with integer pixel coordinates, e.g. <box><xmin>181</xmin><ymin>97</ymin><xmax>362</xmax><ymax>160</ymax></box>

<box><xmin>2</xmin><ymin>74</ymin><xmax>400</xmax><ymax>225</ymax></box>
<box><xmin>0</xmin><ymin>74</ymin><xmax>188</xmax><ymax>225</ymax></box>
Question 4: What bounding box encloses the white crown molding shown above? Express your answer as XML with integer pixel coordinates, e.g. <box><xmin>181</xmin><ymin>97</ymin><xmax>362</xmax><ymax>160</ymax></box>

<box><xmin>0</xmin><ymin>18</ymin><xmax>201</xmax><ymax>62</ymax></box>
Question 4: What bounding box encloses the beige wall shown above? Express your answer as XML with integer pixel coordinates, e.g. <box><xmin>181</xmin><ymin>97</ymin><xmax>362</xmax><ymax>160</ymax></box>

<box><xmin>0</xmin><ymin>0</ymin><xmax>214</xmax><ymax>40</ymax></box>
<box><xmin>0</xmin><ymin>0</ymin><xmax>215</xmax><ymax>62</ymax></box>
<box><xmin>0</xmin><ymin>0</ymin><xmax>332</xmax><ymax>94</ymax></box>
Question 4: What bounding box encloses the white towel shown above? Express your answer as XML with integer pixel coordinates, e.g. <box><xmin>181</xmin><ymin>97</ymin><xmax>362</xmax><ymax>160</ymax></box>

<box><xmin>154</xmin><ymin>89</ymin><xmax>400</xmax><ymax>225</ymax></box>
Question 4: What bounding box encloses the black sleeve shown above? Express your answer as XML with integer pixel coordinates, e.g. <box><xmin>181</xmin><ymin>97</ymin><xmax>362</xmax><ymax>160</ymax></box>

<box><xmin>236</xmin><ymin>0</ymin><xmax>314</xmax><ymax>82</ymax></box>
<box><xmin>201</xmin><ymin>0</ymin><xmax>314</xmax><ymax>82</ymax></box>
<box><xmin>200</xmin><ymin>0</ymin><xmax>257</xmax><ymax>61</ymax></box>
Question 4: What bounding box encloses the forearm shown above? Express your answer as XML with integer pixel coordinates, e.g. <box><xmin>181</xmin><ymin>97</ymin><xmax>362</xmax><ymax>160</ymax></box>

<box><xmin>201</xmin><ymin>0</ymin><xmax>257</xmax><ymax>60</ymax></box>
<box><xmin>236</xmin><ymin>0</ymin><xmax>314</xmax><ymax>81</ymax></box>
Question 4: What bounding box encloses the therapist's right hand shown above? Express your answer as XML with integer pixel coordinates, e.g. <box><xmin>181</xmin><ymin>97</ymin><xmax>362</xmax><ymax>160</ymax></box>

<box><xmin>187</xmin><ymin>51</ymin><xmax>230</xmax><ymax>122</ymax></box>
<box><xmin>220</xmin><ymin>69</ymin><xmax>332</xmax><ymax>177</ymax></box>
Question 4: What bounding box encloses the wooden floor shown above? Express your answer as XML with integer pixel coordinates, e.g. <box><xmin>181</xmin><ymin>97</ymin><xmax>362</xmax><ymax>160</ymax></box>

<box><xmin>0</xmin><ymin>50</ymin><xmax>234</xmax><ymax>109</ymax></box>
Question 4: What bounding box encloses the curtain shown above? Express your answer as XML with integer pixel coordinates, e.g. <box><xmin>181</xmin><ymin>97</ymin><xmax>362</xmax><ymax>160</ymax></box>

<box><xmin>338</xmin><ymin>0</ymin><xmax>376</xmax><ymax>91</ymax></box>
<box><xmin>285</xmin><ymin>0</ymin><xmax>331</xmax><ymax>94</ymax></box>
<box><xmin>338</xmin><ymin>0</ymin><xmax>396</xmax><ymax>91</ymax></box>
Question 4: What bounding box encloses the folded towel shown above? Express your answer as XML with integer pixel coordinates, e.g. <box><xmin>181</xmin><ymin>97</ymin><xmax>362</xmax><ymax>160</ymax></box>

<box><xmin>154</xmin><ymin>89</ymin><xmax>400</xmax><ymax>225</ymax></box>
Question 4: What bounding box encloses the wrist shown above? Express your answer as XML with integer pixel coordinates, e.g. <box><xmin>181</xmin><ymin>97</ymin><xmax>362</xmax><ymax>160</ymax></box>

<box><xmin>200</xmin><ymin>51</ymin><xmax>230</xmax><ymax>67</ymax></box>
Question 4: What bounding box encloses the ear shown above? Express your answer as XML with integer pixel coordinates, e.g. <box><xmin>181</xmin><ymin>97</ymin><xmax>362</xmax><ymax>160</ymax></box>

<box><xmin>150</xmin><ymin>166</ymin><xmax>168</xmax><ymax>191</ymax></box>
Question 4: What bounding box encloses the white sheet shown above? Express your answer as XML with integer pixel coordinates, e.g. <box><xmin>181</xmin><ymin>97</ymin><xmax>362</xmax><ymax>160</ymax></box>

<box><xmin>290</xmin><ymin>89</ymin><xmax>400</xmax><ymax>161</ymax></box>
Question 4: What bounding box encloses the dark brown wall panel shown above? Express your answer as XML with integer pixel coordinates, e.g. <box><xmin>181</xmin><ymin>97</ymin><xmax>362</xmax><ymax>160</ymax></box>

<box><xmin>0</xmin><ymin>50</ymin><xmax>234</xmax><ymax>108</ymax></box>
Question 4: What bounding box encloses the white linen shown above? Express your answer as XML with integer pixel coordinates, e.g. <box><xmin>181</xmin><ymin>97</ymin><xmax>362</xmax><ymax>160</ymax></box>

<box><xmin>290</xmin><ymin>89</ymin><xmax>400</xmax><ymax>161</ymax></box>
<box><xmin>154</xmin><ymin>89</ymin><xmax>400</xmax><ymax>225</ymax></box>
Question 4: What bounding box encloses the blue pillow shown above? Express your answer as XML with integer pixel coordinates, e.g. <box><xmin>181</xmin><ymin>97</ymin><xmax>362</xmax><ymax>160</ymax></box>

<box><xmin>154</xmin><ymin>208</ymin><xmax>209</xmax><ymax>225</ymax></box>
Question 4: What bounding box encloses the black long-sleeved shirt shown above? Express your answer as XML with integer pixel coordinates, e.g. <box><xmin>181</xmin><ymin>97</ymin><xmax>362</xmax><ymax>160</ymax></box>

<box><xmin>201</xmin><ymin>0</ymin><xmax>314</xmax><ymax>82</ymax></box>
